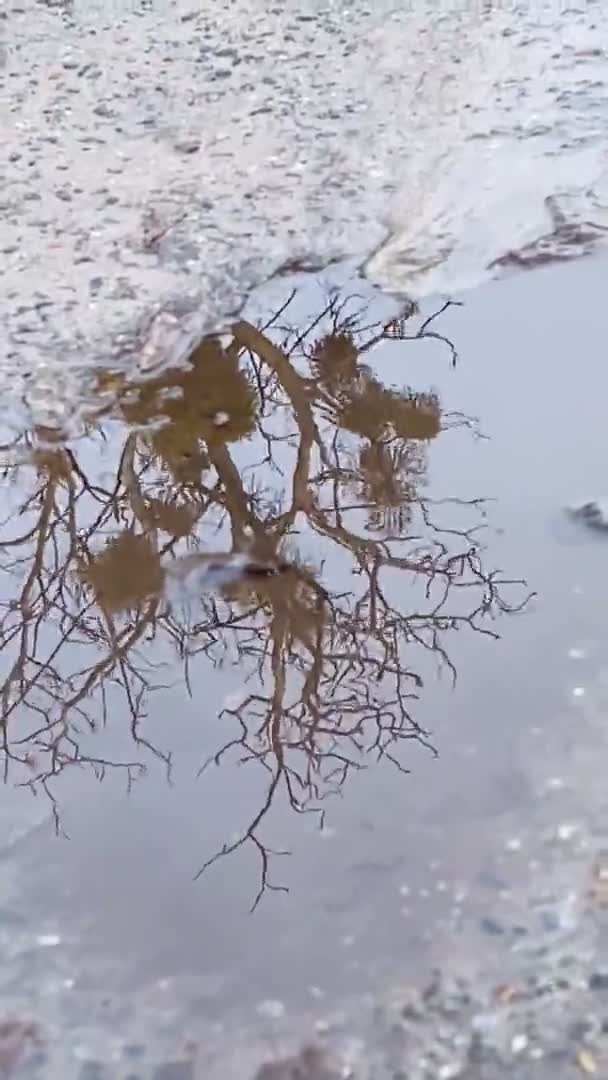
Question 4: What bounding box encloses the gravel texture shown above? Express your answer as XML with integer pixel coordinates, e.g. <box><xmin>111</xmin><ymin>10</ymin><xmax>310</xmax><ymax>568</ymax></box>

<box><xmin>4</xmin><ymin>0</ymin><xmax>608</xmax><ymax>431</ymax></box>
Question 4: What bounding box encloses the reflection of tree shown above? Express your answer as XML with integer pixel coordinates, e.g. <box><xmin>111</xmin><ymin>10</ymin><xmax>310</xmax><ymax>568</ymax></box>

<box><xmin>0</xmin><ymin>289</ymin><xmax>531</xmax><ymax>905</ymax></box>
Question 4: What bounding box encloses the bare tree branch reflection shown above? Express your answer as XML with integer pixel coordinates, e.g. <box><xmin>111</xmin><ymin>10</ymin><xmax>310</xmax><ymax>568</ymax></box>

<box><xmin>0</xmin><ymin>285</ymin><xmax>532</xmax><ymax>906</ymax></box>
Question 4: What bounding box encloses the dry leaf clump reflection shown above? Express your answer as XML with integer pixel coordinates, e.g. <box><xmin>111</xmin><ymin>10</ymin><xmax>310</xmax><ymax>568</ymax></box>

<box><xmin>0</xmin><ymin>286</ymin><xmax>532</xmax><ymax>905</ymax></box>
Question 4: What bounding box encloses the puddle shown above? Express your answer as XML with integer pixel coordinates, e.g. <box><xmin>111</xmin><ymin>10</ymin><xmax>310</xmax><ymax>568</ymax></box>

<box><xmin>1</xmin><ymin>258</ymin><xmax>608</xmax><ymax>1076</ymax></box>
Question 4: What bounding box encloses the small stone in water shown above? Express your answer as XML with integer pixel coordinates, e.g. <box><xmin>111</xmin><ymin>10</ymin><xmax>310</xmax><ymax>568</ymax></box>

<box><xmin>256</xmin><ymin>999</ymin><xmax>285</xmax><ymax>1020</ymax></box>
<box><xmin>213</xmin><ymin>411</ymin><xmax>230</xmax><ymax>426</ymax></box>
<box><xmin>540</xmin><ymin>908</ymin><xmax>562</xmax><ymax>932</ymax></box>
<box><xmin>36</xmin><ymin>933</ymin><xmax>61</xmax><ymax>947</ymax></box>
<box><xmin>480</xmin><ymin>916</ymin><xmax>504</xmax><ymax>936</ymax></box>
<box><xmin>438</xmin><ymin>1064</ymin><xmax>461</xmax><ymax>1080</ymax></box>
<box><xmin>568</xmin><ymin>499</ymin><xmax>608</xmax><ymax>530</ymax></box>
<box><xmin>557</xmin><ymin>823</ymin><xmax>578</xmax><ymax>842</ymax></box>
<box><xmin>173</xmin><ymin>138</ymin><xmax>201</xmax><ymax>155</ymax></box>
<box><xmin>511</xmin><ymin>1034</ymin><xmax>529</xmax><ymax>1054</ymax></box>
<box><xmin>545</xmin><ymin>776</ymin><xmax>565</xmax><ymax>791</ymax></box>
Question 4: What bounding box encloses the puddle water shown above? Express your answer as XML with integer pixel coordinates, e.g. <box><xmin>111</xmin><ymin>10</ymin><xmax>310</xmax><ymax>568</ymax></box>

<box><xmin>2</xmin><ymin>257</ymin><xmax>608</xmax><ymax>1075</ymax></box>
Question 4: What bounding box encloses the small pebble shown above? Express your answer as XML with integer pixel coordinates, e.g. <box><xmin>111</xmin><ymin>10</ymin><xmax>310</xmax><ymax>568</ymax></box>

<box><xmin>556</xmin><ymin>823</ymin><xmax>578</xmax><ymax>842</ymax></box>
<box><xmin>174</xmin><ymin>138</ymin><xmax>201</xmax><ymax>155</ymax></box>
<box><xmin>213</xmin><ymin>410</ymin><xmax>230</xmax><ymax>426</ymax></box>
<box><xmin>480</xmin><ymin>916</ymin><xmax>504</xmax><ymax>936</ymax></box>
<box><xmin>505</xmin><ymin>837</ymin><xmax>522</xmax><ymax>852</ymax></box>
<box><xmin>511</xmin><ymin>1034</ymin><xmax>529</xmax><ymax>1054</ymax></box>
<box><xmin>36</xmin><ymin>933</ymin><xmax>61</xmax><ymax>947</ymax></box>
<box><xmin>438</xmin><ymin>1065</ymin><xmax>461</xmax><ymax>1080</ymax></box>
<box><xmin>256</xmin><ymin>999</ymin><xmax>285</xmax><ymax>1020</ymax></box>
<box><xmin>540</xmin><ymin>909</ymin><xmax>562</xmax><ymax>932</ymax></box>
<box><xmin>545</xmin><ymin>776</ymin><xmax>565</xmax><ymax>791</ymax></box>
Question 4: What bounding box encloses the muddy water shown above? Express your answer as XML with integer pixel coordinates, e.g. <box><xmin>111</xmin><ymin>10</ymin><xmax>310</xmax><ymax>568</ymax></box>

<box><xmin>1</xmin><ymin>256</ymin><xmax>608</xmax><ymax>1076</ymax></box>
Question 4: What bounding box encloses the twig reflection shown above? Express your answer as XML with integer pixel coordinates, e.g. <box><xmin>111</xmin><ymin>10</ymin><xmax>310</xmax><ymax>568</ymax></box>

<box><xmin>0</xmin><ymin>287</ymin><xmax>532</xmax><ymax>904</ymax></box>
